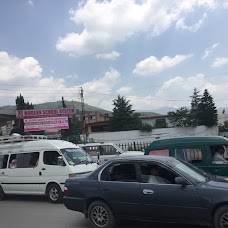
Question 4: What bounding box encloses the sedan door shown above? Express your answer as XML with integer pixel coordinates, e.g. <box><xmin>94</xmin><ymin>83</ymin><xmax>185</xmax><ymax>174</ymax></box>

<box><xmin>99</xmin><ymin>163</ymin><xmax>143</xmax><ymax>218</ymax></box>
<box><xmin>138</xmin><ymin>162</ymin><xmax>207</xmax><ymax>222</ymax></box>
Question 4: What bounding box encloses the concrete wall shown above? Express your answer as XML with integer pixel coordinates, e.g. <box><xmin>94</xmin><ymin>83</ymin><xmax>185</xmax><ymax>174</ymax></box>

<box><xmin>84</xmin><ymin>125</ymin><xmax>219</xmax><ymax>144</ymax></box>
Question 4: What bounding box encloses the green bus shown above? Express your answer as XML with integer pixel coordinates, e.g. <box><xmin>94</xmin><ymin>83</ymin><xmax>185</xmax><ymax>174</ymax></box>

<box><xmin>144</xmin><ymin>136</ymin><xmax>228</xmax><ymax>176</ymax></box>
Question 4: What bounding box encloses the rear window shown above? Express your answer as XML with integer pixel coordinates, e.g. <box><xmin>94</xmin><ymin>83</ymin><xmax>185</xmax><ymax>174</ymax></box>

<box><xmin>149</xmin><ymin>149</ymin><xmax>169</xmax><ymax>156</ymax></box>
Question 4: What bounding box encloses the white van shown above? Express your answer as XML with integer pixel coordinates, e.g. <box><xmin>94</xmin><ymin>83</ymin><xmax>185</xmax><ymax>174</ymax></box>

<box><xmin>78</xmin><ymin>142</ymin><xmax>144</xmax><ymax>164</ymax></box>
<box><xmin>0</xmin><ymin>135</ymin><xmax>98</xmax><ymax>203</ymax></box>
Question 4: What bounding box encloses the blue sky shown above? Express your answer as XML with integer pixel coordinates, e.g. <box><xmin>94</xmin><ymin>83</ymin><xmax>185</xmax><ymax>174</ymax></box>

<box><xmin>0</xmin><ymin>0</ymin><xmax>228</xmax><ymax>112</ymax></box>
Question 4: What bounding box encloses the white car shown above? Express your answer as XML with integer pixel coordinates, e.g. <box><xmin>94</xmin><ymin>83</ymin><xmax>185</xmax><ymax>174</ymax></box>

<box><xmin>77</xmin><ymin>142</ymin><xmax>143</xmax><ymax>164</ymax></box>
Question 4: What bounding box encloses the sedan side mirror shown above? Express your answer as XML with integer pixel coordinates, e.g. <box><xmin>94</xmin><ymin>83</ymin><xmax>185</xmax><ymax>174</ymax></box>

<box><xmin>175</xmin><ymin>177</ymin><xmax>188</xmax><ymax>186</ymax></box>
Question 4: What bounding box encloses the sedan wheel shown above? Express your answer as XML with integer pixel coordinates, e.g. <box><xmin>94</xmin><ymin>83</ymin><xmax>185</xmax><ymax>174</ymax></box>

<box><xmin>88</xmin><ymin>200</ymin><xmax>115</xmax><ymax>228</ymax></box>
<box><xmin>214</xmin><ymin>205</ymin><xmax>228</xmax><ymax>228</ymax></box>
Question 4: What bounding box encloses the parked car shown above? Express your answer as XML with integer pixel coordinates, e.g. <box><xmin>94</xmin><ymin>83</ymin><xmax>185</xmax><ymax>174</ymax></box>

<box><xmin>144</xmin><ymin>136</ymin><xmax>228</xmax><ymax>176</ymax></box>
<box><xmin>64</xmin><ymin>155</ymin><xmax>228</xmax><ymax>228</ymax></box>
<box><xmin>77</xmin><ymin>142</ymin><xmax>143</xmax><ymax>164</ymax></box>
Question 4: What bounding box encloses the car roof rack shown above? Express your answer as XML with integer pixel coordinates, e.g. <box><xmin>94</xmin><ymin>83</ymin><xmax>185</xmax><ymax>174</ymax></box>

<box><xmin>0</xmin><ymin>135</ymin><xmax>47</xmax><ymax>145</ymax></box>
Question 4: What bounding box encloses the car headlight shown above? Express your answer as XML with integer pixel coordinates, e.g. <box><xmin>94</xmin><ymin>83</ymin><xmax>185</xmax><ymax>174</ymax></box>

<box><xmin>69</xmin><ymin>173</ymin><xmax>76</xmax><ymax>178</ymax></box>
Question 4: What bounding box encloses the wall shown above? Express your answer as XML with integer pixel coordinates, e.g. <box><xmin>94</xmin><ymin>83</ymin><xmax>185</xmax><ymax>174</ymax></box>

<box><xmin>84</xmin><ymin>125</ymin><xmax>219</xmax><ymax>144</ymax></box>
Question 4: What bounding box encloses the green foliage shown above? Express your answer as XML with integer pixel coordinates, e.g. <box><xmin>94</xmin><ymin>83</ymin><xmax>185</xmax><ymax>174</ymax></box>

<box><xmin>16</xmin><ymin>94</ymin><xmax>34</xmax><ymax>110</ymax></box>
<box><xmin>189</xmin><ymin>87</ymin><xmax>201</xmax><ymax>126</ymax></box>
<box><xmin>219</xmin><ymin>121</ymin><xmax>228</xmax><ymax>132</ymax></box>
<box><xmin>61</xmin><ymin>97</ymin><xmax>82</xmax><ymax>143</ymax></box>
<box><xmin>108</xmin><ymin>95</ymin><xmax>141</xmax><ymax>131</ymax></box>
<box><xmin>140</xmin><ymin>123</ymin><xmax>153</xmax><ymax>132</ymax></box>
<box><xmin>197</xmin><ymin>89</ymin><xmax>218</xmax><ymax>127</ymax></box>
<box><xmin>168</xmin><ymin>107</ymin><xmax>191</xmax><ymax>127</ymax></box>
<box><xmin>168</xmin><ymin>88</ymin><xmax>218</xmax><ymax>127</ymax></box>
<box><xmin>15</xmin><ymin>94</ymin><xmax>34</xmax><ymax>134</ymax></box>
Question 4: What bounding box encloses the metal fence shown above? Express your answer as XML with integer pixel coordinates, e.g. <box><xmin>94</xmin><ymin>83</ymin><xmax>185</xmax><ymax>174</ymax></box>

<box><xmin>116</xmin><ymin>141</ymin><xmax>152</xmax><ymax>152</ymax></box>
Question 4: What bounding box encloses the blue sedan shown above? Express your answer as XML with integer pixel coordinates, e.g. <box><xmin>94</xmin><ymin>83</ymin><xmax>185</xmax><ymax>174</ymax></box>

<box><xmin>63</xmin><ymin>155</ymin><xmax>228</xmax><ymax>228</ymax></box>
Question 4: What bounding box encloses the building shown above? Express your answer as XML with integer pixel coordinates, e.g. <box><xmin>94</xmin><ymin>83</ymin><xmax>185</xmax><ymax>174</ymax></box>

<box><xmin>139</xmin><ymin>114</ymin><xmax>173</xmax><ymax>128</ymax></box>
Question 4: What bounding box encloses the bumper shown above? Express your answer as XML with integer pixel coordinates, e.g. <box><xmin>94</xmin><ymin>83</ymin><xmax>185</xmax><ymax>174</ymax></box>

<box><xmin>63</xmin><ymin>196</ymin><xmax>86</xmax><ymax>213</ymax></box>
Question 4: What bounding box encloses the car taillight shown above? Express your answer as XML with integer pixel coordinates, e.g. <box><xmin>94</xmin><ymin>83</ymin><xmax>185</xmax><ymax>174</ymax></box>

<box><xmin>64</xmin><ymin>186</ymin><xmax>69</xmax><ymax>196</ymax></box>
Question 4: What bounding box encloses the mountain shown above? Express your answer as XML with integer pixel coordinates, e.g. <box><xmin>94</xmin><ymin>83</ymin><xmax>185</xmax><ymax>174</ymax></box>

<box><xmin>1</xmin><ymin>101</ymin><xmax>227</xmax><ymax>117</ymax></box>
<box><xmin>136</xmin><ymin>107</ymin><xmax>177</xmax><ymax>115</ymax></box>
<box><xmin>1</xmin><ymin>100</ymin><xmax>112</xmax><ymax>115</ymax></box>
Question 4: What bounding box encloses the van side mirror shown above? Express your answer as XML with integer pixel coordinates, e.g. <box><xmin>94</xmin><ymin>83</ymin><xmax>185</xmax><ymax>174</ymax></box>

<box><xmin>57</xmin><ymin>156</ymin><xmax>65</xmax><ymax>166</ymax></box>
<box><xmin>175</xmin><ymin>177</ymin><xmax>188</xmax><ymax>186</ymax></box>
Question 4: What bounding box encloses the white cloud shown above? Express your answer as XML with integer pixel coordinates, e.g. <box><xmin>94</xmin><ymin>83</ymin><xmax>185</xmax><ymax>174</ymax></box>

<box><xmin>116</xmin><ymin>86</ymin><xmax>132</xmax><ymax>94</ymax></box>
<box><xmin>133</xmin><ymin>54</ymin><xmax>193</xmax><ymax>76</ymax></box>
<box><xmin>56</xmin><ymin>0</ymin><xmax>217</xmax><ymax>56</ymax></box>
<box><xmin>27</xmin><ymin>0</ymin><xmax>34</xmax><ymax>6</ymax></box>
<box><xmin>96</xmin><ymin>51</ymin><xmax>121</xmax><ymax>60</ymax></box>
<box><xmin>128</xmin><ymin>73</ymin><xmax>228</xmax><ymax>110</ymax></box>
<box><xmin>176</xmin><ymin>13</ymin><xmax>208</xmax><ymax>32</ymax></box>
<box><xmin>211</xmin><ymin>57</ymin><xmax>228</xmax><ymax>68</ymax></box>
<box><xmin>79</xmin><ymin>68</ymin><xmax>121</xmax><ymax>110</ymax></box>
<box><xmin>0</xmin><ymin>51</ymin><xmax>122</xmax><ymax>109</ymax></box>
<box><xmin>224</xmin><ymin>1</ymin><xmax>228</xmax><ymax>8</ymax></box>
<box><xmin>65</xmin><ymin>75</ymin><xmax>79</xmax><ymax>80</ymax></box>
<box><xmin>0</xmin><ymin>51</ymin><xmax>42</xmax><ymax>81</ymax></box>
<box><xmin>202</xmin><ymin>43</ymin><xmax>219</xmax><ymax>59</ymax></box>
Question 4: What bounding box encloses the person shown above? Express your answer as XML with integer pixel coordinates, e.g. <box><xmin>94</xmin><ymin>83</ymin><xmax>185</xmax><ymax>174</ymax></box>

<box><xmin>99</xmin><ymin>146</ymin><xmax>105</xmax><ymax>155</ymax></box>
<box><xmin>147</xmin><ymin>165</ymin><xmax>171</xmax><ymax>184</ymax></box>
<box><xmin>9</xmin><ymin>159</ymin><xmax>17</xmax><ymax>168</ymax></box>
<box><xmin>212</xmin><ymin>146</ymin><xmax>226</xmax><ymax>162</ymax></box>
<box><xmin>10</xmin><ymin>124</ymin><xmax>21</xmax><ymax>136</ymax></box>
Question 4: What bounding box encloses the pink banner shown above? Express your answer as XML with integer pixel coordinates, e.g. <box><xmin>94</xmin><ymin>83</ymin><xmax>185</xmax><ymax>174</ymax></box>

<box><xmin>16</xmin><ymin>108</ymin><xmax>75</xmax><ymax>119</ymax></box>
<box><xmin>24</xmin><ymin>117</ymin><xmax>69</xmax><ymax>132</ymax></box>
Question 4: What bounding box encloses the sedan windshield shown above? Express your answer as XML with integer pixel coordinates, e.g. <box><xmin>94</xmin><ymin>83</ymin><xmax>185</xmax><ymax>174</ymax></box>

<box><xmin>167</xmin><ymin>159</ymin><xmax>208</xmax><ymax>183</ymax></box>
<box><xmin>61</xmin><ymin>148</ymin><xmax>95</xmax><ymax>166</ymax></box>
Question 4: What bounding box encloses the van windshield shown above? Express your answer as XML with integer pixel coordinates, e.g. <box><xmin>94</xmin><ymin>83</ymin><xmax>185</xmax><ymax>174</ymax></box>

<box><xmin>60</xmin><ymin>148</ymin><xmax>95</xmax><ymax>166</ymax></box>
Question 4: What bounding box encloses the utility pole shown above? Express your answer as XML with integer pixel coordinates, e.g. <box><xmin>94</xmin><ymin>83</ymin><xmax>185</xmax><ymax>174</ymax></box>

<box><xmin>80</xmin><ymin>87</ymin><xmax>87</xmax><ymax>144</ymax></box>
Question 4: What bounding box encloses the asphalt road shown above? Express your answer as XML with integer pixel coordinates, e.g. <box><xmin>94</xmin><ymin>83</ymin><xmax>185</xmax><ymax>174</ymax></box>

<box><xmin>0</xmin><ymin>195</ymin><xmax>208</xmax><ymax>228</ymax></box>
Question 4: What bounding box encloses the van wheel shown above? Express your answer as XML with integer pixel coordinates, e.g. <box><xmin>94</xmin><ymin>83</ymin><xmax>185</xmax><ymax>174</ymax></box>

<box><xmin>0</xmin><ymin>186</ymin><xmax>5</xmax><ymax>201</ymax></box>
<box><xmin>214</xmin><ymin>205</ymin><xmax>228</xmax><ymax>228</ymax></box>
<box><xmin>46</xmin><ymin>183</ymin><xmax>63</xmax><ymax>203</ymax></box>
<box><xmin>88</xmin><ymin>200</ymin><xmax>115</xmax><ymax>228</ymax></box>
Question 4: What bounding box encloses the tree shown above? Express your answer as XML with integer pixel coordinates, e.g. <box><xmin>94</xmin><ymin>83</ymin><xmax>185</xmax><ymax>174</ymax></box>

<box><xmin>61</xmin><ymin>97</ymin><xmax>82</xmax><ymax>143</ymax></box>
<box><xmin>15</xmin><ymin>94</ymin><xmax>34</xmax><ymax>133</ymax></box>
<box><xmin>189</xmin><ymin>87</ymin><xmax>201</xmax><ymax>126</ymax></box>
<box><xmin>108</xmin><ymin>95</ymin><xmax>141</xmax><ymax>131</ymax></box>
<box><xmin>197</xmin><ymin>89</ymin><xmax>218</xmax><ymax>127</ymax></box>
<box><xmin>219</xmin><ymin>120</ymin><xmax>228</xmax><ymax>132</ymax></box>
<box><xmin>140</xmin><ymin>123</ymin><xmax>153</xmax><ymax>132</ymax></box>
<box><xmin>16</xmin><ymin>94</ymin><xmax>34</xmax><ymax>110</ymax></box>
<box><xmin>62</xmin><ymin>96</ymin><xmax>67</xmax><ymax>108</ymax></box>
<box><xmin>168</xmin><ymin>107</ymin><xmax>191</xmax><ymax>127</ymax></box>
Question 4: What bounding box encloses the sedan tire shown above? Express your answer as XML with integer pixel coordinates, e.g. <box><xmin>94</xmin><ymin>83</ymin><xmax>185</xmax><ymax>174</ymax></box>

<box><xmin>214</xmin><ymin>205</ymin><xmax>228</xmax><ymax>228</ymax></box>
<box><xmin>88</xmin><ymin>200</ymin><xmax>115</xmax><ymax>228</ymax></box>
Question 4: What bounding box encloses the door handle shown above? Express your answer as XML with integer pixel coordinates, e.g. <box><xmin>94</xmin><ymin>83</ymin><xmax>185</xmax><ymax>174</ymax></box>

<box><xmin>1</xmin><ymin>172</ymin><xmax>5</xmax><ymax>175</ymax></box>
<box><xmin>143</xmin><ymin>189</ymin><xmax>154</xmax><ymax>194</ymax></box>
<box><xmin>42</xmin><ymin>168</ymin><xmax>46</xmax><ymax>170</ymax></box>
<box><xmin>104</xmin><ymin>159</ymin><xmax>108</xmax><ymax>161</ymax></box>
